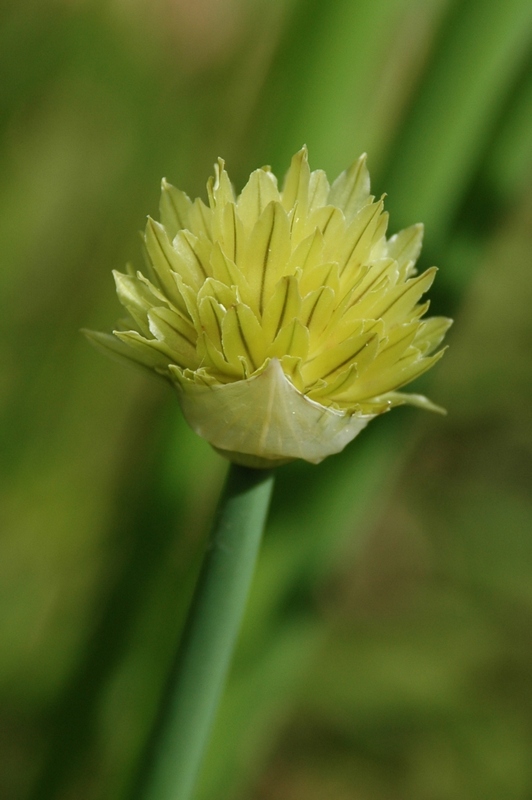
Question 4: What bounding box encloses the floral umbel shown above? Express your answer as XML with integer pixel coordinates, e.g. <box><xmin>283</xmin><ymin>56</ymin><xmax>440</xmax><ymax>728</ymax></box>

<box><xmin>87</xmin><ymin>147</ymin><xmax>451</xmax><ymax>467</ymax></box>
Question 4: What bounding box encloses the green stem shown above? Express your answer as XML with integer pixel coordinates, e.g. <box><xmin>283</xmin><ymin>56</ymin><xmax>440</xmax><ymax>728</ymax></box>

<box><xmin>134</xmin><ymin>463</ymin><xmax>275</xmax><ymax>800</ymax></box>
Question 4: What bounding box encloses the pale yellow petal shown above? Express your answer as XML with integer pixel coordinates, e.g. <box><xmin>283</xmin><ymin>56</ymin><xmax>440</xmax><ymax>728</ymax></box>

<box><xmin>267</xmin><ymin>318</ymin><xmax>309</xmax><ymax>361</ymax></box>
<box><xmin>237</xmin><ymin>168</ymin><xmax>280</xmax><ymax>231</ymax></box>
<box><xmin>281</xmin><ymin>145</ymin><xmax>310</xmax><ymax>214</ymax></box>
<box><xmin>329</xmin><ymin>153</ymin><xmax>371</xmax><ymax>220</ymax></box>
<box><xmin>222</xmin><ymin>304</ymin><xmax>267</xmax><ymax>373</ymax></box>
<box><xmin>159</xmin><ymin>178</ymin><xmax>192</xmax><ymax>239</ymax></box>
<box><xmin>262</xmin><ymin>274</ymin><xmax>303</xmax><ymax>343</ymax></box>
<box><xmin>244</xmin><ymin>201</ymin><xmax>291</xmax><ymax>314</ymax></box>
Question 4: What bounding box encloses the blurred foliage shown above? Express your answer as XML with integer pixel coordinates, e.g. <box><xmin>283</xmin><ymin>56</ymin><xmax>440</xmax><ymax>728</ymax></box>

<box><xmin>1</xmin><ymin>1</ymin><xmax>531</xmax><ymax>798</ymax></box>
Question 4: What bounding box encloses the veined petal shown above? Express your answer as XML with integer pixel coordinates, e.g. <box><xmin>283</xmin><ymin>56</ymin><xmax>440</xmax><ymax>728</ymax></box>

<box><xmin>386</xmin><ymin>223</ymin><xmax>424</xmax><ymax>277</ymax></box>
<box><xmin>414</xmin><ymin>316</ymin><xmax>453</xmax><ymax>354</ymax></box>
<box><xmin>308</xmin><ymin>169</ymin><xmax>330</xmax><ymax>213</ymax></box>
<box><xmin>148</xmin><ymin>305</ymin><xmax>197</xmax><ymax>346</ymax></box>
<box><xmin>113</xmin><ymin>329</ymin><xmax>176</xmax><ymax>369</ymax></box>
<box><xmin>187</xmin><ymin>197</ymin><xmax>213</xmax><ymax>240</ymax></box>
<box><xmin>286</xmin><ymin>228</ymin><xmax>325</xmax><ymax>274</ymax></box>
<box><xmin>337</xmin><ymin>200</ymin><xmax>386</xmax><ymax>277</ymax></box>
<box><xmin>237</xmin><ymin>168</ymin><xmax>280</xmax><ymax>231</ymax></box>
<box><xmin>144</xmin><ymin>218</ymin><xmax>191</xmax><ymax>312</ymax></box>
<box><xmin>329</xmin><ymin>153</ymin><xmax>371</xmax><ymax>220</ymax></box>
<box><xmin>208</xmin><ymin>158</ymin><xmax>235</xmax><ymax>208</ymax></box>
<box><xmin>369</xmin><ymin>322</ymin><xmax>419</xmax><ymax>371</ymax></box>
<box><xmin>308</xmin><ymin>361</ymin><xmax>359</xmax><ymax>400</ymax></box>
<box><xmin>147</xmin><ymin>308</ymin><xmax>199</xmax><ymax>368</ymax></box>
<box><xmin>198</xmin><ymin>332</ymin><xmax>244</xmax><ymax>379</ymax></box>
<box><xmin>84</xmin><ymin>329</ymin><xmax>167</xmax><ymax>374</ymax></box>
<box><xmin>268</xmin><ymin>318</ymin><xmax>309</xmax><ymax>361</ymax></box>
<box><xmin>311</xmin><ymin>205</ymin><xmax>345</xmax><ymax>246</ymax></box>
<box><xmin>281</xmin><ymin>146</ymin><xmax>310</xmax><ymax>214</ymax></box>
<box><xmin>301</xmin><ymin>286</ymin><xmax>335</xmax><ymax>344</ymax></box>
<box><xmin>113</xmin><ymin>271</ymin><xmax>155</xmax><ymax>337</ymax></box>
<box><xmin>262</xmin><ymin>274</ymin><xmax>302</xmax><ymax>343</ymax></box>
<box><xmin>374</xmin><ymin>390</ymin><xmax>446</xmax><ymax>414</ymax></box>
<box><xmin>244</xmin><ymin>201</ymin><xmax>291</xmax><ymax>314</ymax></box>
<box><xmin>370</xmin><ymin>267</ymin><xmax>437</xmax><ymax>323</ymax></box>
<box><xmin>159</xmin><ymin>178</ymin><xmax>192</xmax><ymax>239</ymax></box>
<box><xmin>222</xmin><ymin>304</ymin><xmax>266</xmax><ymax>373</ymax></box>
<box><xmin>302</xmin><ymin>330</ymin><xmax>379</xmax><ymax>385</ymax></box>
<box><xmin>197</xmin><ymin>277</ymin><xmax>237</xmax><ymax>309</ymax></box>
<box><xmin>209</xmin><ymin>242</ymin><xmax>255</xmax><ymax>310</ymax></box>
<box><xmin>213</xmin><ymin>202</ymin><xmax>244</xmax><ymax>266</ymax></box>
<box><xmin>299</xmin><ymin>261</ymin><xmax>339</xmax><ymax>297</ymax></box>
<box><xmin>351</xmin><ymin>348</ymin><xmax>446</xmax><ymax>401</ymax></box>
<box><xmin>198</xmin><ymin>296</ymin><xmax>225</xmax><ymax>352</ymax></box>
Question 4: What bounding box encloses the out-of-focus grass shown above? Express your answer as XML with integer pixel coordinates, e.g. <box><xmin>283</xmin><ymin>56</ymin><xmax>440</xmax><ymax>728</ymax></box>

<box><xmin>1</xmin><ymin>1</ymin><xmax>532</xmax><ymax>799</ymax></box>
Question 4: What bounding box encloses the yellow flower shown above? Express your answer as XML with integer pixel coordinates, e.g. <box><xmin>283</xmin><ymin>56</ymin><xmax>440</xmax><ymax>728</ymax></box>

<box><xmin>87</xmin><ymin>147</ymin><xmax>451</xmax><ymax>468</ymax></box>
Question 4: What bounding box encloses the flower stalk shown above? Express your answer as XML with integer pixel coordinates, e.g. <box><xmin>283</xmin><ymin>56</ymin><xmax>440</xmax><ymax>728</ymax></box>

<box><xmin>133</xmin><ymin>463</ymin><xmax>274</xmax><ymax>800</ymax></box>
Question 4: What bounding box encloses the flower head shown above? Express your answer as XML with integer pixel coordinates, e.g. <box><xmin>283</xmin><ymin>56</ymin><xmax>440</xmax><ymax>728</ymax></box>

<box><xmin>87</xmin><ymin>147</ymin><xmax>451</xmax><ymax>468</ymax></box>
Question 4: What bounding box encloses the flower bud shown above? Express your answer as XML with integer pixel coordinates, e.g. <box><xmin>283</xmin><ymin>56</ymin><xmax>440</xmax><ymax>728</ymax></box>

<box><xmin>86</xmin><ymin>148</ymin><xmax>451</xmax><ymax>467</ymax></box>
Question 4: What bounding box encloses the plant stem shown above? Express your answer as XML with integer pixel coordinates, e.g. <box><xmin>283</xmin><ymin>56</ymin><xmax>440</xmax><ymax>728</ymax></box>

<box><xmin>134</xmin><ymin>463</ymin><xmax>275</xmax><ymax>800</ymax></box>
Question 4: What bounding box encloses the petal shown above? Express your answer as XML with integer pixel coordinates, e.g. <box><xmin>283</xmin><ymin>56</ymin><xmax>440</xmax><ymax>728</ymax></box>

<box><xmin>244</xmin><ymin>201</ymin><xmax>291</xmax><ymax>314</ymax></box>
<box><xmin>311</xmin><ymin>205</ymin><xmax>345</xmax><ymax>248</ymax></box>
<box><xmin>386</xmin><ymin>223</ymin><xmax>424</xmax><ymax>277</ymax></box>
<box><xmin>170</xmin><ymin>229</ymin><xmax>210</xmax><ymax>289</ymax></box>
<box><xmin>147</xmin><ymin>308</ymin><xmax>199</xmax><ymax>368</ymax></box>
<box><xmin>414</xmin><ymin>316</ymin><xmax>453</xmax><ymax>354</ymax></box>
<box><xmin>148</xmin><ymin>305</ymin><xmax>197</xmax><ymax>346</ymax></box>
<box><xmin>187</xmin><ymin>197</ymin><xmax>213</xmax><ymax>240</ymax></box>
<box><xmin>222</xmin><ymin>304</ymin><xmax>267</xmax><ymax>373</ymax></box>
<box><xmin>351</xmin><ymin>348</ymin><xmax>446</xmax><ymax>401</ymax></box>
<box><xmin>281</xmin><ymin>145</ymin><xmax>310</xmax><ymax>214</ymax></box>
<box><xmin>237</xmin><ymin>168</ymin><xmax>280</xmax><ymax>231</ymax></box>
<box><xmin>299</xmin><ymin>261</ymin><xmax>339</xmax><ymax>297</ymax></box>
<box><xmin>308</xmin><ymin>169</ymin><xmax>330</xmax><ymax>213</ymax></box>
<box><xmin>301</xmin><ymin>286</ymin><xmax>335</xmax><ymax>344</ymax></box>
<box><xmin>144</xmin><ymin>218</ymin><xmax>192</xmax><ymax>312</ymax></box>
<box><xmin>308</xmin><ymin>361</ymin><xmax>359</xmax><ymax>400</ymax></box>
<box><xmin>113</xmin><ymin>330</ymin><xmax>176</xmax><ymax>370</ymax></box>
<box><xmin>329</xmin><ymin>153</ymin><xmax>371</xmax><ymax>220</ymax></box>
<box><xmin>262</xmin><ymin>274</ymin><xmax>302</xmax><ymax>343</ymax></box>
<box><xmin>286</xmin><ymin>228</ymin><xmax>325</xmax><ymax>275</ymax></box>
<box><xmin>198</xmin><ymin>296</ymin><xmax>225</xmax><ymax>352</ymax></box>
<box><xmin>113</xmin><ymin>271</ymin><xmax>155</xmax><ymax>337</ymax></box>
<box><xmin>197</xmin><ymin>277</ymin><xmax>237</xmax><ymax>309</ymax></box>
<box><xmin>371</xmin><ymin>267</ymin><xmax>437</xmax><ymax>323</ymax></box>
<box><xmin>208</xmin><ymin>158</ymin><xmax>235</xmax><ymax>208</ymax></box>
<box><xmin>209</xmin><ymin>242</ymin><xmax>255</xmax><ymax>309</ymax></box>
<box><xmin>213</xmin><ymin>202</ymin><xmax>244</xmax><ymax>266</ymax></box>
<box><xmin>374</xmin><ymin>390</ymin><xmax>446</xmax><ymax>414</ymax></box>
<box><xmin>84</xmin><ymin>329</ymin><xmax>167</xmax><ymax>375</ymax></box>
<box><xmin>267</xmin><ymin>318</ymin><xmax>309</xmax><ymax>361</ymax></box>
<box><xmin>337</xmin><ymin>200</ymin><xmax>386</xmax><ymax>277</ymax></box>
<box><xmin>198</xmin><ymin>332</ymin><xmax>245</xmax><ymax>379</ymax></box>
<box><xmin>159</xmin><ymin>179</ymin><xmax>192</xmax><ymax>239</ymax></box>
<box><xmin>302</xmin><ymin>330</ymin><xmax>379</xmax><ymax>385</ymax></box>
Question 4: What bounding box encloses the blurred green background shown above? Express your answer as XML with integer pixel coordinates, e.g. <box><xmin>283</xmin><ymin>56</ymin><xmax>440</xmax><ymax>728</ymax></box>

<box><xmin>1</xmin><ymin>0</ymin><xmax>532</xmax><ymax>798</ymax></box>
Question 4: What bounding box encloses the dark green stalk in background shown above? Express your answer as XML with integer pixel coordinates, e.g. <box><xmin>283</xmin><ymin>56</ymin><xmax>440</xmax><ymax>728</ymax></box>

<box><xmin>133</xmin><ymin>464</ymin><xmax>275</xmax><ymax>800</ymax></box>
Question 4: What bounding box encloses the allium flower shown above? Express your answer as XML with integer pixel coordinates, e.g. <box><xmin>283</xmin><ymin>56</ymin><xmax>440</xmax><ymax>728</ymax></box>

<box><xmin>87</xmin><ymin>147</ymin><xmax>451</xmax><ymax>468</ymax></box>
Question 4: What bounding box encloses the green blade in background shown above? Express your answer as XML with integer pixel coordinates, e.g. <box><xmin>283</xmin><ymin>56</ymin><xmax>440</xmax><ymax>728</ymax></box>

<box><xmin>382</xmin><ymin>0</ymin><xmax>532</xmax><ymax>247</ymax></box>
<box><xmin>250</xmin><ymin>0</ymin><xmax>447</xmax><ymax>177</ymax></box>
